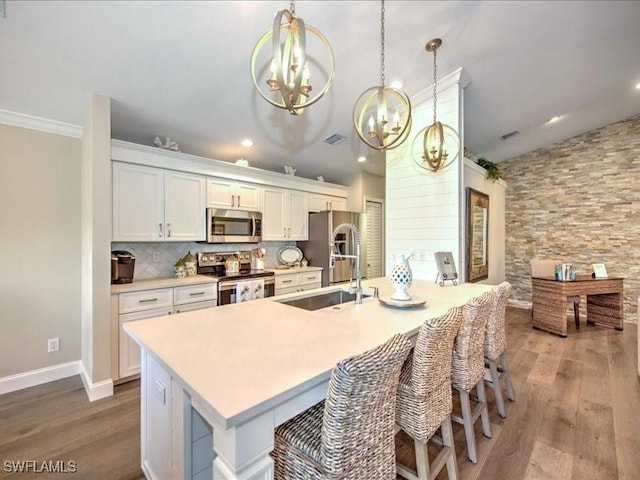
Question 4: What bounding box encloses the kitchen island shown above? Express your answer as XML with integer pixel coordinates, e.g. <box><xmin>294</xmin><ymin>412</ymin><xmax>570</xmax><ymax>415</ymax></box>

<box><xmin>125</xmin><ymin>278</ymin><xmax>493</xmax><ymax>480</ymax></box>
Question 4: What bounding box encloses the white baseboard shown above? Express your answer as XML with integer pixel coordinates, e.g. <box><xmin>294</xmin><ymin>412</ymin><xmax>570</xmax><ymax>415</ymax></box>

<box><xmin>79</xmin><ymin>362</ymin><xmax>114</xmax><ymax>402</ymax></box>
<box><xmin>0</xmin><ymin>361</ymin><xmax>115</xmax><ymax>401</ymax></box>
<box><xmin>0</xmin><ymin>361</ymin><xmax>80</xmax><ymax>395</ymax></box>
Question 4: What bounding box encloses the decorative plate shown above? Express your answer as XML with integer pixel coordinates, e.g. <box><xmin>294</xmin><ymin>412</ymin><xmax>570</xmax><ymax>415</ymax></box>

<box><xmin>378</xmin><ymin>295</ymin><xmax>426</xmax><ymax>308</ymax></box>
<box><xmin>277</xmin><ymin>246</ymin><xmax>303</xmax><ymax>265</ymax></box>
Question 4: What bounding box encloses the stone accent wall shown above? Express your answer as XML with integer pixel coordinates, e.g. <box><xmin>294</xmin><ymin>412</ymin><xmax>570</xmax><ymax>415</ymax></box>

<box><xmin>500</xmin><ymin>115</ymin><xmax>640</xmax><ymax>322</ymax></box>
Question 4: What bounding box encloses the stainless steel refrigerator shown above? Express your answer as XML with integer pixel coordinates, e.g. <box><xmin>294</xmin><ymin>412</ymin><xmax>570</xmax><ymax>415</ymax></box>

<box><xmin>298</xmin><ymin>210</ymin><xmax>366</xmax><ymax>287</ymax></box>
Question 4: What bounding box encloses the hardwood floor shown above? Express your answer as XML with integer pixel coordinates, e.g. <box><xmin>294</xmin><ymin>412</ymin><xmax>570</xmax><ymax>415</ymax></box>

<box><xmin>0</xmin><ymin>307</ymin><xmax>638</xmax><ymax>480</ymax></box>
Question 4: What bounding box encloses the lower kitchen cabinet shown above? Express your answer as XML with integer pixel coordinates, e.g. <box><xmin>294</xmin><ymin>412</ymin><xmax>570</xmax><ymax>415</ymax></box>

<box><xmin>119</xmin><ymin>306</ymin><xmax>172</xmax><ymax>379</ymax></box>
<box><xmin>115</xmin><ymin>282</ymin><xmax>217</xmax><ymax>381</ymax></box>
<box><xmin>275</xmin><ymin>269</ymin><xmax>322</xmax><ymax>295</ymax></box>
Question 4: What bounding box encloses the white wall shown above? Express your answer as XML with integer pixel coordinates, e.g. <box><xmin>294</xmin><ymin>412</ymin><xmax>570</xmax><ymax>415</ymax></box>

<box><xmin>346</xmin><ymin>171</ymin><xmax>385</xmax><ymax>213</ymax></box>
<box><xmin>386</xmin><ymin>70</ymin><xmax>467</xmax><ymax>280</ymax></box>
<box><xmin>0</xmin><ymin>123</ymin><xmax>81</xmax><ymax>377</ymax></box>
<box><xmin>81</xmin><ymin>94</ymin><xmax>113</xmax><ymax>398</ymax></box>
<box><xmin>463</xmin><ymin>159</ymin><xmax>506</xmax><ymax>284</ymax></box>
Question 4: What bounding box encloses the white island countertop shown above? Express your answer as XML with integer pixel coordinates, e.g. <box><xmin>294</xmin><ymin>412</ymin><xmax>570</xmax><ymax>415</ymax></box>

<box><xmin>124</xmin><ymin>278</ymin><xmax>491</xmax><ymax>428</ymax></box>
<box><xmin>125</xmin><ymin>277</ymin><xmax>494</xmax><ymax>479</ymax></box>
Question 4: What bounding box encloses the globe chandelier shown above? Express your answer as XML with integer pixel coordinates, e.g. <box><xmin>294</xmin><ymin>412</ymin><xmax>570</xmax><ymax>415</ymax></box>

<box><xmin>412</xmin><ymin>38</ymin><xmax>460</xmax><ymax>172</ymax></box>
<box><xmin>250</xmin><ymin>0</ymin><xmax>335</xmax><ymax>115</ymax></box>
<box><xmin>352</xmin><ymin>0</ymin><xmax>412</xmax><ymax>151</ymax></box>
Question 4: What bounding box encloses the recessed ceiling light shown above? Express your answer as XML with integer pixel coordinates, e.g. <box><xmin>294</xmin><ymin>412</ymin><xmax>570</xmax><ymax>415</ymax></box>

<box><xmin>241</xmin><ymin>138</ymin><xmax>254</xmax><ymax>147</ymax></box>
<box><xmin>635</xmin><ymin>82</ymin><xmax>640</xmax><ymax>90</ymax></box>
<box><xmin>357</xmin><ymin>156</ymin><xmax>367</xmax><ymax>163</ymax></box>
<box><xmin>547</xmin><ymin>116</ymin><xmax>562</xmax><ymax>123</ymax></box>
<box><xmin>390</xmin><ymin>80</ymin><xmax>403</xmax><ymax>89</ymax></box>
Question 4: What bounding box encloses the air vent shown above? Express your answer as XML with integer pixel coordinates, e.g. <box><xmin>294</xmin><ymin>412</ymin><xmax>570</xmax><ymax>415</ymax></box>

<box><xmin>323</xmin><ymin>133</ymin><xmax>347</xmax><ymax>145</ymax></box>
<box><xmin>500</xmin><ymin>130</ymin><xmax>520</xmax><ymax>141</ymax></box>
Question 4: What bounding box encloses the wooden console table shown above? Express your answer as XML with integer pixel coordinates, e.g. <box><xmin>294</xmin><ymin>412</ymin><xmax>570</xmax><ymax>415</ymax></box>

<box><xmin>531</xmin><ymin>275</ymin><xmax>624</xmax><ymax>337</ymax></box>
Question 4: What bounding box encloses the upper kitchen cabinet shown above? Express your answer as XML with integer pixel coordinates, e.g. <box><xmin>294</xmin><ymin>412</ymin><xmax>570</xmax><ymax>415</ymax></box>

<box><xmin>308</xmin><ymin>193</ymin><xmax>347</xmax><ymax>213</ymax></box>
<box><xmin>206</xmin><ymin>177</ymin><xmax>261</xmax><ymax>212</ymax></box>
<box><xmin>113</xmin><ymin>162</ymin><xmax>206</xmax><ymax>242</ymax></box>
<box><xmin>262</xmin><ymin>187</ymin><xmax>309</xmax><ymax>241</ymax></box>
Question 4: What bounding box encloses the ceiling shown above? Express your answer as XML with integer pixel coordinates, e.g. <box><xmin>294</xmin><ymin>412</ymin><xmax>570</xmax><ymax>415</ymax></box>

<box><xmin>1</xmin><ymin>1</ymin><xmax>639</xmax><ymax>184</ymax></box>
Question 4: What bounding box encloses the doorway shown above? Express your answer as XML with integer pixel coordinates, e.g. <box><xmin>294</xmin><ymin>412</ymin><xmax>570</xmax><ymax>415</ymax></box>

<box><xmin>364</xmin><ymin>198</ymin><xmax>384</xmax><ymax>279</ymax></box>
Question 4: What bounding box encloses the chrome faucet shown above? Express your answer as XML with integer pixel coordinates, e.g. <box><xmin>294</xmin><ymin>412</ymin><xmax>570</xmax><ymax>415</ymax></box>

<box><xmin>330</xmin><ymin>223</ymin><xmax>363</xmax><ymax>305</ymax></box>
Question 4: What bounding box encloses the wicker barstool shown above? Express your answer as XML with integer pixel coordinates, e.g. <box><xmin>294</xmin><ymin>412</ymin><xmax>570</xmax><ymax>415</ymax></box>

<box><xmin>484</xmin><ymin>281</ymin><xmax>516</xmax><ymax>418</ymax></box>
<box><xmin>396</xmin><ymin>306</ymin><xmax>464</xmax><ymax>480</ymax></box>
<box><xmin>272</xmin><ymin>334</ymin><xmax>412</xmax><ymax>480</ymax></box>
<box><xmin>451</xmin><ymin>291</ymin><xmax>493</xmax><ymax>464</ymax></box>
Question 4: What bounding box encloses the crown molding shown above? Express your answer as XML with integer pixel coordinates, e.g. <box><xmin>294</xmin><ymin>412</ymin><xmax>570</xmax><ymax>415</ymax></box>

<box><xmin>410</xmin><ymin>67</ymin><xmax>472</xmax><ymax>106</ymax></box>
<box><xmin>0</xmin><ymin>109</ymin><xmax>83</xmax><ymax>138</ymax></box>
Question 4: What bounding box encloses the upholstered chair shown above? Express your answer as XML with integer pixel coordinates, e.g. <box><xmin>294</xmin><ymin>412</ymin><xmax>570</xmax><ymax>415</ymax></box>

<box><xmin>531</xmin><ymin>259</ymin><xmax>581</xmax><ymax>327</ymax></box>
<box><xmin>484</xmin><ymin>281</ymin><xmax>516</xmax><ymax>418</ymax></box>
<box><xmin>272</xmin><ymin>333</ymin><xmax>412</xmax><ymax>480</ymax></box>
<box><xmin>396</xmin><ymin>306</ymin><xmax>464</xmax><ymax>480</ymax></box>
<box><xmin>450</xmin><ymin>291</ymin><xmax>493</xmax><ymax>463</ymax></box>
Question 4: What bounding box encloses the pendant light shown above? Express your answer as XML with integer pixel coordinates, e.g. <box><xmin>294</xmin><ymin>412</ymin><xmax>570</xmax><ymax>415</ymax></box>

<box><xmin>352</xmin><ymin>0</ymin><xmax>412</xmax><ymax>151</ymax></box>
<box><xmin>412</xmin><ymin>38</ymin><xmax>460</xmax><ymax>172</ymax></box>
<box><xmin>250</xmin><ymin>0</ymin><xmax>335</xmax><ymax>115</ymax></box>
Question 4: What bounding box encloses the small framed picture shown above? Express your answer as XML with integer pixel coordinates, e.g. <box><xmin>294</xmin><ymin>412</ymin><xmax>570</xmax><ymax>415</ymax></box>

<box><xmin>592</xmin><ymin>263</ymin><xmax>607</xmax><ymax>278</ymax></box>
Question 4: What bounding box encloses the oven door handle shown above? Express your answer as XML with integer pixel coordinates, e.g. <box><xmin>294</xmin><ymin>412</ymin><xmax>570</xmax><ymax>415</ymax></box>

<box><xmin>219</xmin><ymin>283</ymin><xmax>237</xmax><ymax>292</ymax></box>
<box><xmin>219</xmin><ymin>277</ymin><xmax>274</xmax><ymax>292</ymax></box>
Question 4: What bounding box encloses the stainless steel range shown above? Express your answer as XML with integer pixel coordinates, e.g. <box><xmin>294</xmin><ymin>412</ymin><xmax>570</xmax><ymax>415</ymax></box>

<box><xmin>196</xmin><ymin>251</ymin><xmax>275</xmax><ymax>305</ymax></box>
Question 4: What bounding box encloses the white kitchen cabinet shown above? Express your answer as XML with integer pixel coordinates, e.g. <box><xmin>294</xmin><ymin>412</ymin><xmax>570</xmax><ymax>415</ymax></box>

<box><xmin>143</xmin><ymin>353</ymin><xmax>174</xmax><ymax>480</ymax></box>
<box><xmin>116</xmin><ymin>283</ymin><xmax>217</xmax><ymax>380</ymax></box>
<box><xmin>173</xmin><ymin>283</ymin><xmax>217</xmax><ymax>306</ymax></box>
<box><xmin>119</xmin><ymin>306</ymin><xmax>172</xmax><ymax>379</ymax></box>
<box><xmin>308</xmin><ymin>193</ymin><xmax>347</xmax><ymax>212</ymax></box>
<box><xmin>141</xmin><ymin>352</ymin><xmax>212</xmax><ymax>480</ymax></box>
<box><xmin>206</xmin><ymin>177</ymin><xmax>261</xmax><ymax>212</ymax></box>
<box><xmin>274</xmin><ymin>270</ymin><xmax>322</xmax><ymax>295</ymax></box>
<box><xmin>164</xmin><ymin>170</ymin><xmax>207</xmax><ymax>241</ymax></box>
<box><xmin>262</xmin><ymin>187</ymin><xmax>309</xmax><ymax>241</ymax></box>
<box><xmin>113</xmin><ymin>162</ymin><xmax>205</xmax><ymax>242</ymax></box>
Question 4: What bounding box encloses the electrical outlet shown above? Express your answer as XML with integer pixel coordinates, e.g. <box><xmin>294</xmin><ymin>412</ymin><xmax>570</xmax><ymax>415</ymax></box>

<box><xmin>47</xmin><ymin>338</ymin><xmax>59</xmax><ymax>353</ymax></box>
<box><xmin>416</xmin><ymin>250</ymin><xmax>427</xmax><ymax>262</ymax></box>
<box><xmin>152</xmin><ymin>251</ymin><xmax>161</xmax><ymax>263</ymax></box>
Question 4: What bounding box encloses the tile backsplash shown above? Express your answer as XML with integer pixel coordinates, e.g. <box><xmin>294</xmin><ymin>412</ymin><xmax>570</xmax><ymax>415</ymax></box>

<box><xmin>111</xmin><ymin>241</ymin><xmax>295</xmax><ymax>280</ymax></box>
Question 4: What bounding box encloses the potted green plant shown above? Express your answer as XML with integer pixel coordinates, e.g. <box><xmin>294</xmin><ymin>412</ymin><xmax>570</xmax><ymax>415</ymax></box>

<box><xmin>476</xmin><ymin>157</ymin><xmax>502</xmax><ymax>182</ymax></box>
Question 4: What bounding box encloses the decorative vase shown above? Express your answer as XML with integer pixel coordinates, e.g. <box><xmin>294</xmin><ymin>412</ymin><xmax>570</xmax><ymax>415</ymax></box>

<box><xmin>389</xmin><ymin>253</ymin><xmax>413</xmax><ymax>301</ymax></box>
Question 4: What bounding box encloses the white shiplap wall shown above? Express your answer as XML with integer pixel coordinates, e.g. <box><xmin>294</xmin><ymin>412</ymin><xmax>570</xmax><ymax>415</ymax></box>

<box><xmin>385</xmin><ymin>69</ymin><xmax>467</xmax><ymax>281</ymax></box>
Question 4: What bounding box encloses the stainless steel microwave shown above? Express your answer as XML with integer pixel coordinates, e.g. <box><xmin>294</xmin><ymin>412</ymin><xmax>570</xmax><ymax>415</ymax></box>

<box><xmin>205</xmin><ymin>208</ymin><xmax>262</xmax><ymax>243</ymax></box>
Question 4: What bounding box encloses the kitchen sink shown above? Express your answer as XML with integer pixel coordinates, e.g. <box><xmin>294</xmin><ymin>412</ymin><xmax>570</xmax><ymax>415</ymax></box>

<box><xmin>278</xmin><ymin>290</ymin><xmax>371</xmax><ymax>311</ymax></box>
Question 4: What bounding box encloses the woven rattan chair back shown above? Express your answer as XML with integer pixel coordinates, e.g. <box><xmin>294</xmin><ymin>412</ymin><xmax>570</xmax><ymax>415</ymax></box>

<box><xmin>452</xmin><ymin>291</ymin><xmax>493</xmax><ymax>392</ymax></box>
<box><xmin>484</xmin><ymin>282</ymin><xmax>512</xmax><ymax>361</ymax></box>
<box><xmin>396</xmin><ymin>305</ymin><xmax>463</xmax><ymax>445</ymax></box>
<box><xmin>321</xmin><ymin>333</ymin><xmax>412</xmax><ymax>478</ymax></box>
<box><xmin>411</xmin><ymin>305</ymin><xmax>463</xmax><ymax>400</ymax></box>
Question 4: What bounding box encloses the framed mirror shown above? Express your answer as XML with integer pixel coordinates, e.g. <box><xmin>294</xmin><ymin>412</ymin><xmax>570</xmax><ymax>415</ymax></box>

<box><xmin>466</xmin><ymin>188</ymin><xmax>489</xmax><ymax>282</ymax></box>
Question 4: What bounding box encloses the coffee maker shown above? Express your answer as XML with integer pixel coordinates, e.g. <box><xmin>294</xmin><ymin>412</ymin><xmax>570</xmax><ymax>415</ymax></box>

<box><xmin>111</xmin><ymin>250</ymin><xmax>136</xmax><ymax>284</ymax></box>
